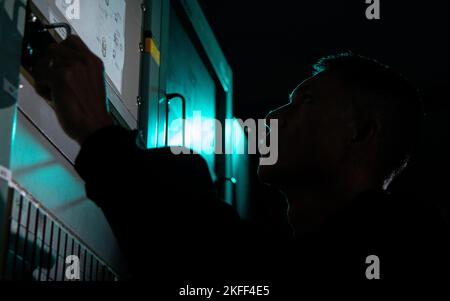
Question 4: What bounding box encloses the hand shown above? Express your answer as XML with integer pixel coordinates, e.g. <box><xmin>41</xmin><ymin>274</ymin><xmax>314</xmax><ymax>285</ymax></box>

<box><xmin>33</xmin><ymin>35</ymin><xmax>113</xmax><ymax>145</ymax></box>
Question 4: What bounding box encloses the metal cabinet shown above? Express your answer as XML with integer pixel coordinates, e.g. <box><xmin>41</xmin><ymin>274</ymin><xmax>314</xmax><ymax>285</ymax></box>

<box><xmin>1</xmin><ymin>0</ymin><xmax>249</xmax><ymax>280</ymax></box>
<box><xmin>140</xmin><ymin>0</ymin><xmax>242</xmax><ymax>206</ymax></box>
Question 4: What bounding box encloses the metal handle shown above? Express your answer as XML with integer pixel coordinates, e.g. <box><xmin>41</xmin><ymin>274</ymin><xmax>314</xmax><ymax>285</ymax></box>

<box><xmin>165</xmin><ymin>93</ymin><xmax>186</xmax><ymax>147</ymax></box>
<box><xmin>42</xmin><ymin>23</ymin><xmax>72</xmax><ymax>39</ymax></box>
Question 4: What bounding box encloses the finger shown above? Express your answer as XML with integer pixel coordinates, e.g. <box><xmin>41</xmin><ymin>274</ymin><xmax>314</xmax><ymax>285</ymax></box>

<box><xmin>33</xmin><ymin>56</ymin><xmax>70</xmax><ymax>84</ymax></box>
<box><xmin>33</xmin><ymin>56</ymin><xmax>76</xmax><ymax>104</ymax></box>
<box><xmin>61</xmin><ymin>35</ymin><xmax>92</xmax><ymax>56</ymax></box>
<box><xmin>49</xmin><ymin>38</ymin><xmax>104</xmax><ymax>73</ymax></box>
<box><xmin>47</xmin><ymin>43</ymin><xmax>86</xmax><ymax>63</ymax></box>
<box><xmin>51</xmin><ymin>74</ymin><xmax>88</xmax><ymax>117</ymax></box>
<box><xmin>33</xmin><ymin>57</ymin><xmax>56</xmax><ymax>88</ymax></box>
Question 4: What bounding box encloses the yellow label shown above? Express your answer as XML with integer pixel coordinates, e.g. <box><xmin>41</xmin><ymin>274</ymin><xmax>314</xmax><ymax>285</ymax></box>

<box><xmin>145</xmin><ymin>38</ymin><xmax>161</xmax><ymax>66</ymax></box>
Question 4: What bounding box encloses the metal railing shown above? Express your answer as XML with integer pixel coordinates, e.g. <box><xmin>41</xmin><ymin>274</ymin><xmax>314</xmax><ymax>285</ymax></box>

<box><xmin>0</xmin><ymin>180</ymin><xmax>120</xmax><ymax>281</ymax></box>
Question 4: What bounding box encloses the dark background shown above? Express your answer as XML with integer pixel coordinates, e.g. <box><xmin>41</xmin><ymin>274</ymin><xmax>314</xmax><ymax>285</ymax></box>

<box><xmin>200</xmin><ymin>0</ymin><xmax>448</xmax><ymax>119</ymax></box>
<box><xmin>199</xmin><ymin>0</ymin><xmax>449</xmax><ymax>222</ymax></box>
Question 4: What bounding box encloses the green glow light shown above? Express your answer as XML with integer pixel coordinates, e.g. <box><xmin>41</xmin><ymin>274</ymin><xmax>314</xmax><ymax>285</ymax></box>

<box><xmin>168</xmin><ymin>113</ymin><xmax>216</xmax><ymax>154</ymax></box>
<box><xmin>224</xmin><ymin>118</ymin><xmax>245</xmax><ymax>155</ymax></box>
<box><xmin>11</xmin><ymin>121</ymin><xmax>86</xmax><ymax>208</ymax></box>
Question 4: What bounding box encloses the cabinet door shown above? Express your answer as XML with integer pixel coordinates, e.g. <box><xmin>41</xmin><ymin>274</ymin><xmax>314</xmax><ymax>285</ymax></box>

<box><xmin>165</xmin><ymin>4</ymin><xmax>217</xmax><ymax>180</ymax></box>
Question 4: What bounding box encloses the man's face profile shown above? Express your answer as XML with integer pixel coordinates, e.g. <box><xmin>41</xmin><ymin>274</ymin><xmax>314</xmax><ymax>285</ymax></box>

<box><xmin>258</xmin><ymin>71</ymin><xmax>355</xmax><ymax>189</ymax></box>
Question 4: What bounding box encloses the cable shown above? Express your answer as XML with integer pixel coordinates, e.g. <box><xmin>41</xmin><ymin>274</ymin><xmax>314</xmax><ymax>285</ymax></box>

<box><xmin>42</xmin><ymin>23</ymin><xmax>72</xmax><ymax>39</ymax></box>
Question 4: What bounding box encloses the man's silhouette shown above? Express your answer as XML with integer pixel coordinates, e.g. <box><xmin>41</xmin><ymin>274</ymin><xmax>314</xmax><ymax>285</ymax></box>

<box><xmin>258</xmin><ymin>54</ymin><xmax>423</xmax><ymax>236</ymax></box>
<box><xmin>33</xmin><ymin>36</ymin><xmax>447</xmax><ymax>280</ymax></box>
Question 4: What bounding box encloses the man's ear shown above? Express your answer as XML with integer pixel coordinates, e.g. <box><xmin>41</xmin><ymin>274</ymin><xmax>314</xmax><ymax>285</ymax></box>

<box><xmin>351</xmin><ymin>120</ymin><xmax>378</xmax><ymax>144</ymax></box>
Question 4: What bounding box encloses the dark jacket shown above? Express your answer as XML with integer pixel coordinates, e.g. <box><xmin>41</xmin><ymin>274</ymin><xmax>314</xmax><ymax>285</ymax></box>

<box><xmin>75</xmin><ymin>126</ymin><xmax>448</xmax><ymax>281</ymax></box>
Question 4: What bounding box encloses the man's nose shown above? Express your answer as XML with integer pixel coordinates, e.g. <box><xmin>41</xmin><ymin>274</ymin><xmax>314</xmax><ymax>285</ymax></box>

<box><xmin>265</xmin><ymin>108</ymin><xmax>286</xmax><ymax>129</ymax></box>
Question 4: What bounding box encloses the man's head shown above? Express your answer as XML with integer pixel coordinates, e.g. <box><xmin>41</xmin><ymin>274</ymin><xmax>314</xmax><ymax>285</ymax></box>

<box><xmin>258</xmin><ymin>53</ymin><xmax>423</xmax><ymax>194</ymax></box>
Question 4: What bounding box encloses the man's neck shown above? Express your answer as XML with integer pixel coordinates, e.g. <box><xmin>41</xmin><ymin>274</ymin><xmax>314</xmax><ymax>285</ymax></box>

<box><xmin>284</xmin><ymin>181</ymin><xmax>376</xmax><ymax>237</ymax></box>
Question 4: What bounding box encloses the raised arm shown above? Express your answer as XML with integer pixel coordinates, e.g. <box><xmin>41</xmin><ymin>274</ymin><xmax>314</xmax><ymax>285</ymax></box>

<box><xmin>32</xmin><ymin>36</ymin><xmax>244</xmax><ymax>277</ymax></box>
